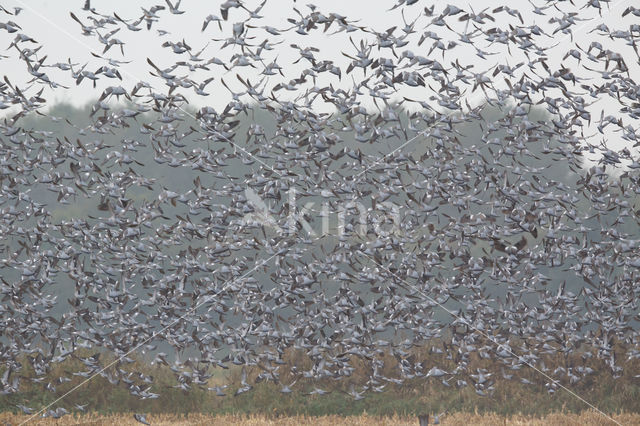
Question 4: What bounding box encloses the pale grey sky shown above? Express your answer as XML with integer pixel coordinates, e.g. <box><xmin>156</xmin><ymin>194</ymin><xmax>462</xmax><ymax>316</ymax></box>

<box><xmin>1</xmin><ymin>0</ymin><xmax>638</xmax><ymax>154</ymax></box>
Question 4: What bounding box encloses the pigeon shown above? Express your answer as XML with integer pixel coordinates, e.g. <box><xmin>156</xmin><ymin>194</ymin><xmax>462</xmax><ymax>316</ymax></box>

<box><xmin>2</xmin><ymin>2</ymin><xmax>639</xmax><ymax>422</ymax></box>
<box><xmin>133</xmin><ymin>413</ymin><xmax>150</xmax><ymax>425</ymax></box>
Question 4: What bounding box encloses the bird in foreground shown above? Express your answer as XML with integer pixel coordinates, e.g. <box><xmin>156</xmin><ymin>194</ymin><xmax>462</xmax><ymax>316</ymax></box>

<box><xmin>133</xmin><ymin>413</ymin><xmax>150</xmax><ymax>425</ymax></box>
<box><xmin>16</xmin><ymin>404</ymin><xmax>33</xmax><ymax>415</ymax></box>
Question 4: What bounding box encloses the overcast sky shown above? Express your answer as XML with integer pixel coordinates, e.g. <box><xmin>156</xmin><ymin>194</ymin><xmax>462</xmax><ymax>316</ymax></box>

<box><xmin>1</xmin><ymin>0</ymin><xmax>638</xmax><ymax>154</ymax></box>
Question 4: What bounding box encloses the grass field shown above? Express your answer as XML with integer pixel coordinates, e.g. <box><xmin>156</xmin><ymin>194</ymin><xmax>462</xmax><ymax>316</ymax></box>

<box><xmin>2</xmin><ymin>347</ymin><xmax>639</xmax><ymax>424</ymax></box>
<box><xmin>1</xmin><ymin>411</ymin><xmax>638</xmax><ymax>425</ymax></box>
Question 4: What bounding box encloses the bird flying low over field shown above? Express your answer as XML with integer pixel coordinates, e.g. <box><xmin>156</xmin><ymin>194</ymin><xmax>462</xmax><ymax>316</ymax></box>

<box><xmin>0</xmin><ymin>0</ymin><xmax>639</xmax><ymax>418</ymax></box>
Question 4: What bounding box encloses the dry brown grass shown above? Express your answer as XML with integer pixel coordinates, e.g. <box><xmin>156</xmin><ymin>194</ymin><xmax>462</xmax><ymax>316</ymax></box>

<box><xmin>1</xmin><ymin>411</ymin><xmax>637</xmax><ymax>425</ymax></box>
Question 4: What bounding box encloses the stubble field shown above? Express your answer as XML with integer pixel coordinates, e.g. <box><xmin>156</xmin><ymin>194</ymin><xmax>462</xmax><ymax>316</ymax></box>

<box><xmin>1</xmin><ymin>411</ymin><xmax>638</xmax><ymax>425</ymax></box>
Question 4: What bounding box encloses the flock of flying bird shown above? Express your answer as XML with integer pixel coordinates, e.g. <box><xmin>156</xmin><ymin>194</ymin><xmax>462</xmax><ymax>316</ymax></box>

<box><xmin>1</xmin><ymin>0</ymin><xmax>640</xmax><ymax>421</ymax></box>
